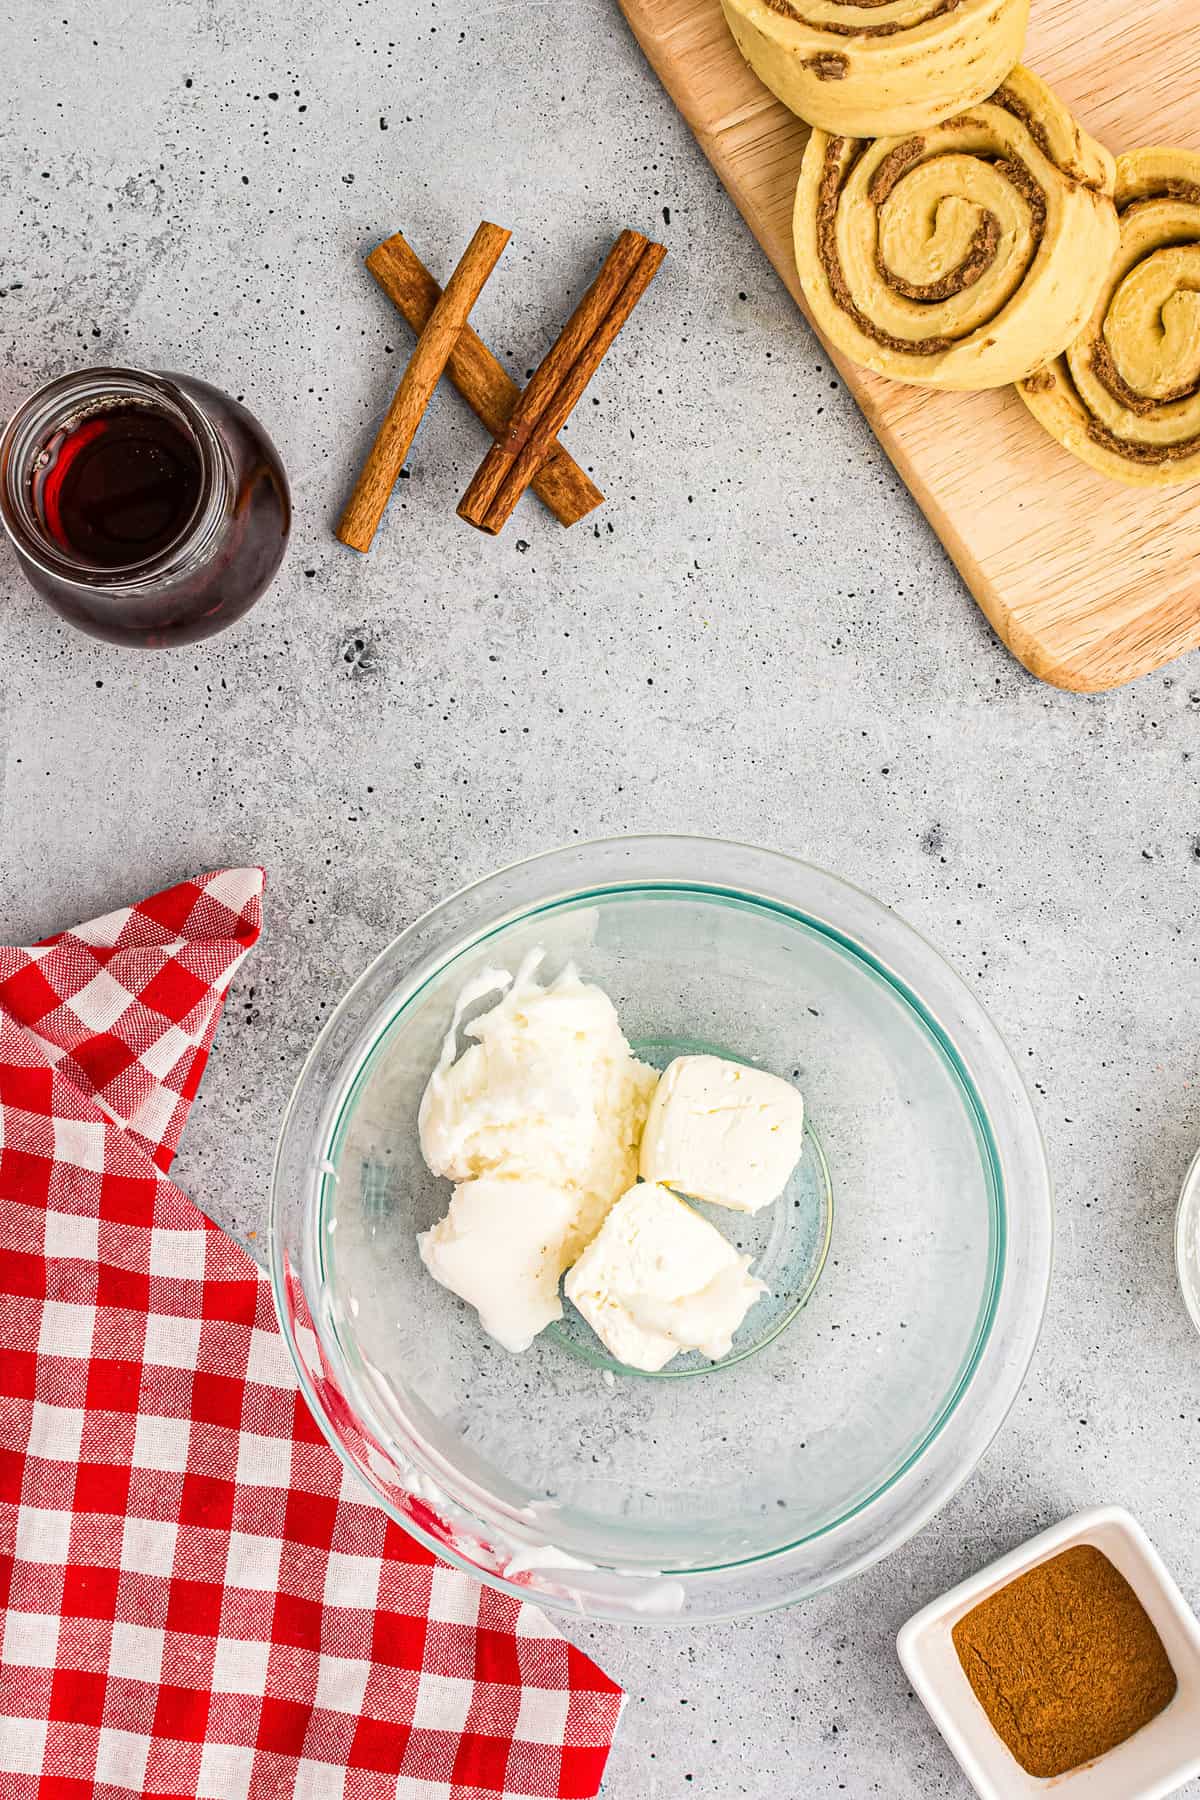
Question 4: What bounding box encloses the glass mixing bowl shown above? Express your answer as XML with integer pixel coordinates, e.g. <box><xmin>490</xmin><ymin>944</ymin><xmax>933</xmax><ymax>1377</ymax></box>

<box><xmin>270</xmin><ymin>838</ymin><xmax>1052</xmax><ymax>1623</ymax></box>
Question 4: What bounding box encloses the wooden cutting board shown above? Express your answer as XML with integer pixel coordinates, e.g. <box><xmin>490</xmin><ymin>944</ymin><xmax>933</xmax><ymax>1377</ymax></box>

<box><xmin>617</xmin><ymin>0</ymin><xmax>1200</xmax><ymax>692</ymax></box>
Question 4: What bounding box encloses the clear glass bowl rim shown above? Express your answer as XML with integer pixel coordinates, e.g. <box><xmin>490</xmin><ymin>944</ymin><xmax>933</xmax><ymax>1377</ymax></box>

<box><xmin>269</xmin><ymin>835</ymin><xmax>1054</xmax><ymax>1625</ymax></box>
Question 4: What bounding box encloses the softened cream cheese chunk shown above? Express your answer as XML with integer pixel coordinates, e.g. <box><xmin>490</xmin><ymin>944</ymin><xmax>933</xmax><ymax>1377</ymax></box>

<box><xmin>417</xmin><ymin>952</ymin><xmax>659</xmax><ymax>1350</ymax></box>
<box><xmin>417</xmin><ymin>1174</ymin><xmax>578</xmax><ymax>1354</ymax></box>
<box><xmin>564</xmin><ymin>1182</ymin><xmax>766</xmax><ymax>1372</ymax></box>
<box><xmin>638</xmin><ymin>1054</ymin><xmax>805</xmax><ymax>1213</ymax></box>
<box><xmin>419</xmin><ymin>950</ymin><xmax>658</xmax><ymax>1256</ymax></box>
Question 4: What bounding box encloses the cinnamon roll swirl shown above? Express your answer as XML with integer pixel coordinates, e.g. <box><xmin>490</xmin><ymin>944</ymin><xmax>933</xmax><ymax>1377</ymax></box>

<box><xmin>793</xmin><ymin>68</ymin><xmax>1119</xmax><ymax>390</ymax></box>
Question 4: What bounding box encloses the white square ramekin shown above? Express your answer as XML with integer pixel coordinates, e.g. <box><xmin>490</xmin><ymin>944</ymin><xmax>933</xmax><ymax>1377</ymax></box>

<box><xmin>897</xmin><ymin>1507</ymin><xmax>1200</xmax><ymax>1800</ymax></box>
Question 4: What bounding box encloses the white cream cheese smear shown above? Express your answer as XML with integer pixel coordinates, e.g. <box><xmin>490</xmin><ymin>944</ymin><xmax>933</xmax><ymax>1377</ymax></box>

<box><xmin>417</xmin><ymin>951</ymin><xmax>658</xmax><ymax>1349</ymax></box>
<box><xmin>418</xmin><ymin>1172</ymin><xmax>579</xmax><ymax>1353</ymax></box>
<box><xmin>419</xmin><ymin>949</ymin><xmax>657</xmax><ymax>1250</ymax></box>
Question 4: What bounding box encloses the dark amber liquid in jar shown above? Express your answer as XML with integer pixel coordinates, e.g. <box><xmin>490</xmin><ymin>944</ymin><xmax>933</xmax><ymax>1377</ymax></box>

<box><xmin>32</xmin><ymin>407</ymin><xmax>204</xmax><ymax>569</ymax></box>
<box><xmin>0</xmin><ymin>368</ymin><xmax>291</xmax><ymax>648</ymax></box>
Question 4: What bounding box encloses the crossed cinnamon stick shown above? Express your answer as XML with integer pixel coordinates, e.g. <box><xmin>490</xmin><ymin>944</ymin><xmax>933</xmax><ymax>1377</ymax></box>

<box><xmin>335</xmin><ymin>223</ymin><xmax>665</xmax><ymax>553</ymax></box>
<box><xmin>365</xmin><ymin>233</ymin><xmax>601</xmax><ymax>531</ymax></box>
<box><xmin>458</xmin><ymin>230</ymin><xmax>665</xmax><ymax>536</ymax></box>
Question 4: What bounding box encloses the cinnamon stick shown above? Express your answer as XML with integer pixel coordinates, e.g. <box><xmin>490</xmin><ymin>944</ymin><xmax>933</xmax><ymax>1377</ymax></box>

<box><xmin>482</xmin><ymin>242</ymin><xmax>666</xmax><ymax>536</ymax></box>
<box><xmin>459</xmin><ymin>232</ymin><xmax>666</xmax><ymax>536</ymax></box>
<box><xmin>337</xmin><ymin>221</ymin><xmax>510</xmax><ymax>553</ymax></box>
<box><xmin>366</xmin><ymin>235</ymin><xmax>602</xmax><ymax>528</ymax></box>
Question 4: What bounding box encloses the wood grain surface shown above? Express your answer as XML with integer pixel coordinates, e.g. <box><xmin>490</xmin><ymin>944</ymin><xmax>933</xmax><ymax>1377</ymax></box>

<box><xmin>617</xmin><ymin>0</ymin><xmax>1200</xmax><ymax>691</ymax></box>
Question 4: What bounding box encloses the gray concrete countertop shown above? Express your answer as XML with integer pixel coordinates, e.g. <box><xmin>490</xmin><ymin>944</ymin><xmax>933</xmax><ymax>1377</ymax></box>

<box><xmin>3</xmin><ymin>0</ymin><xmax>1198</xmax><ymax>1793</ymax></box>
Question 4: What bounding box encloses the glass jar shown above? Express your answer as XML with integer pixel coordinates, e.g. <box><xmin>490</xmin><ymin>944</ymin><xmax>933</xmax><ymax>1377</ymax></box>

<box><xmin>0</xmin><ymin>366</ymin><xmax>291</xmax><ymax>648</ymax></box>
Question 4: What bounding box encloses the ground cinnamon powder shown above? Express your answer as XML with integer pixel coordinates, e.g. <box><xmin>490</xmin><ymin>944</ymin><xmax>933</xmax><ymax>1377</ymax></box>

<box><xmin>952</xmin><ymin>1544</ymin><xmax>1178</xmax><ymax>1778</ymax></box>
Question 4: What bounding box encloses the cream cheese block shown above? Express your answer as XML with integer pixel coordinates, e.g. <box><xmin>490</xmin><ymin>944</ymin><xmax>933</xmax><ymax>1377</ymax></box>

<box><xmin>639</xmin><ymin>1054</ymin><xmax>805</xmax><ymax>1212</ymax></box>
<box><xmin>564</xmin><ymin>1182</ymin><xmax>766</xmax><ymax>1372</ymax></box>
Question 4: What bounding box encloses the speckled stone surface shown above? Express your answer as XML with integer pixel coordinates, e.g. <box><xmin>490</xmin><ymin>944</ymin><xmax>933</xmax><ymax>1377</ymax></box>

<box><xmin>2</xmin><ymin>0</ymin><xmax>1199</xmax><ymax>1793</ymax></box>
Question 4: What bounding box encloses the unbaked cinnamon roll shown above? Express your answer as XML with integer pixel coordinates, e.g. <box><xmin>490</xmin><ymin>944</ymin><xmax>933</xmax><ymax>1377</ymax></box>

<box><xmin>1018</xmin><ymin>148</ymin><xmax>1200</xmax><ymax>486</ymax></box>
<box><xmin>792</xmin><ymin>68</ymin><xmax>1119</xmax><ymax>390</ymax></box>
<box><xmin>720</xmin><ymin>0</ymin><xmax>1029</xmax><ymax>137</ymax></box>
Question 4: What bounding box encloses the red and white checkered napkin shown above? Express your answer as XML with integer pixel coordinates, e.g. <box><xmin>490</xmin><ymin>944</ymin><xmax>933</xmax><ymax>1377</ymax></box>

<box><xmin>0</xmin><ymin>871</ymin><xmax>623</xmax><ymax>1800</ymax></box>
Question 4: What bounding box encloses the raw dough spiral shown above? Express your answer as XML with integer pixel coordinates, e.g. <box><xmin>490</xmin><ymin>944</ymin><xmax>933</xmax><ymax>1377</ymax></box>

<box><xmin>792</xmin><ymin>68</ymin><xmax>1119</xmax><ymax>390</ymax></box>
<box><xmin>1018</xmin><ymin>148</ymin><xmax>1200</xmax><ymax>487</ymax></box>
<box><xmin>720</xmin><ymin>0</ymin><xmax>1030</xmax><ymax>137</ymax></box>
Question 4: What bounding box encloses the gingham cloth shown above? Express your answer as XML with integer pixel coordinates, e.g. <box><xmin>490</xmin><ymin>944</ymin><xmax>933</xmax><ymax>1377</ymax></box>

<box><xmin>0</xmin><ymin>871</ymin><xmax>623</xmax><ymax>1800</ymax></box>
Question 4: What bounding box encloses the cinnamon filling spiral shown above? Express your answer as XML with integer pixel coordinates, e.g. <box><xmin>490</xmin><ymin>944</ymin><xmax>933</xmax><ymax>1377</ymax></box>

<box><xmin>1019</xmin><ymin>149</ymin><xmax>1200</xmax><ymax>481</ymax></box>
<box><xmin>761</xmin><ymin>0</ymin><xmax>963</xmax><ymax>37</ymax></box>
<box><xmin>793</xmin><ymin>69</ymin><xmax>1119</xmax><ymax>390</ymax></box>
<box><xmin>814</xmin><ymin>117</ymin><xmax>1052</xmax><ymax>357</ymax></box>
<box><xmin>720</xmin><ymin>0</ymin><xmax>1029</xmax><ymax>138</ymax></box>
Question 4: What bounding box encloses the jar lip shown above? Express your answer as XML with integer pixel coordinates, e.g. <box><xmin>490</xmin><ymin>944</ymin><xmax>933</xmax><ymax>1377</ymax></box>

<box><xmin>0</xmin><ymin>366</ymin><xmax>229</xmax><ymax>589</ymax></box>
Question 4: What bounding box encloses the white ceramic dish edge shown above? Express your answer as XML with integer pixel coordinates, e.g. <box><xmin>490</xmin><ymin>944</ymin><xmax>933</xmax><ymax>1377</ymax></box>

<box><xmin>897</xmin><ymin>1505</ymin><xmax>1200</xmax><ymax>1800</ymax></box>
<box><xmin>1174</xmin><ymin>1146</ymin><xmax>1200</xmax><ymax>1338</ymax></box>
